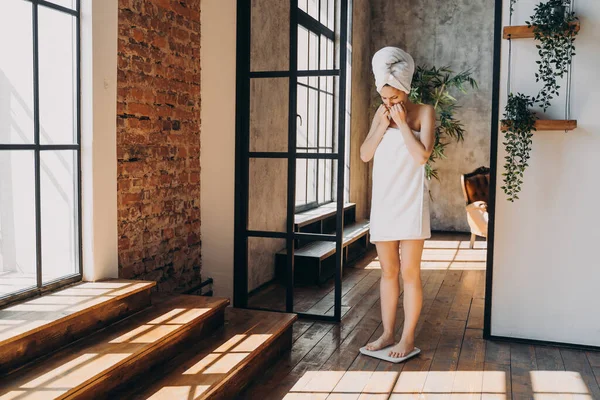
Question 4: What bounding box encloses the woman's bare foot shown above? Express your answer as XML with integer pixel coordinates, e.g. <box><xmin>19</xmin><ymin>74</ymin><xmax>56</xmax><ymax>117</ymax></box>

<box><xmin>365</xmin><ymin>333</ymin><xmax>395</xmax><ymax>351</ymax></box>
<box><xmin>388</xmin><ymin>336</ymin><xmax>416</xmax><ymax>358</ymax></box>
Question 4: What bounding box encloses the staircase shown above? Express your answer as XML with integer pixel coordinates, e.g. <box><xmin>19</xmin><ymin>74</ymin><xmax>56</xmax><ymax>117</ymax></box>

<box><xmin>0</xmin><ymin>280</ymin><xmax>296</xmax><ymax>399</ymax></box>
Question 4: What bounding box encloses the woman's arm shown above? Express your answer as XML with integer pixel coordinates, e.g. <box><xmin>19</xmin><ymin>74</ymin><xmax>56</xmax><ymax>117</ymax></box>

<box><xmin>360</xmin><ymin>105</ymin><xmax>390</xmax><ymax>163</ymax></box>
<box><xmin>391</xmin><ymin>103</ymin><xmax>435</xmax><ymax>165</ymax></box>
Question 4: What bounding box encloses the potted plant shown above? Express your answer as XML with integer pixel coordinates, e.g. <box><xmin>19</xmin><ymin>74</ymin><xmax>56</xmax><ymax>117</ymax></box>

<box><xmin>501</xmin><ymin>93</ymin><xmax>537</xmax><ymax>202</ymax></box>
<box><xmin>408</xmin><ymin>66</ymin><xmax>478</xmax><ymax>181</ymax></box>
<box><xmin>526</xmin><ymin>0</ymin><xmax>579</xmax><ymax>111</ymax></box>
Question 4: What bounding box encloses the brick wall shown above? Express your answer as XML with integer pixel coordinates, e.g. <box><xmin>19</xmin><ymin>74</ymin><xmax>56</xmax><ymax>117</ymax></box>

<box><xmin>116</xmin><ymin>0</ymin><xmax>201</xmax><ymax>292</ymax></box>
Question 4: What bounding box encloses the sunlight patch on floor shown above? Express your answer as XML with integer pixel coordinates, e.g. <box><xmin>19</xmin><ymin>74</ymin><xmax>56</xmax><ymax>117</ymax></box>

<box><xmin>283</xmin><ymin>369</ymin><xmax>593</xmax><ymax>399</ymax></box>
<box><xmin>365</xmin><ymin>240</ymin><xmax>487</xmax><ymax>271</ymax></box>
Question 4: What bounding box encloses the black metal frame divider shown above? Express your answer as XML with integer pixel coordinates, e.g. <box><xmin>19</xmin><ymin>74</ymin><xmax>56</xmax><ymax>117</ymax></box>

<box><xmin>234</xmin><ymin>0</ymin><xmax>350</xmax><ymax>321</ymax></box>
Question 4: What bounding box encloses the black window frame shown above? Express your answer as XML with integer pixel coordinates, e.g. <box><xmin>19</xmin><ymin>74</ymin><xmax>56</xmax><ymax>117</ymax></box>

<box><xmin>294</xmin><ymin>5</ymin><xmax>337</xmax><ymax>213</ymax></box>
<box><xmin>0</xmin><ymin>0</ymin><xmax>82</xmax><ymax>307</ymax></box>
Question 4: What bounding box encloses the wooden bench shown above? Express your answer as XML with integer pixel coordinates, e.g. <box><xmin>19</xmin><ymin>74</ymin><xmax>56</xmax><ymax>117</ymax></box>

<box><xmin>276</xmin><ymin>220</ymin><xmax>371</xmax><ymax>285</ymax></box>
<box><xmin>294</xmin><ymin>202</ymin><xmax>356</xmax><ymax>229</ymax></box>
<box><xmin>294</xmin><ymin>202</ymin><xmax>357</xmax><ymax>249</ymax></box>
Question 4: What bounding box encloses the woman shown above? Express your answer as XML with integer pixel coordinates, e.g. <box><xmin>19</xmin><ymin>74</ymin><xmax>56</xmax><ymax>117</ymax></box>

<box><xmin>360</xmin><ymin>47</ymin><xmax>435</xmax><ymax>360</ymax></box>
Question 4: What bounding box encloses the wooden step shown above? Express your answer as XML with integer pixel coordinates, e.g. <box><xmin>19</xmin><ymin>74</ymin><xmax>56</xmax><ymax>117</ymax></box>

<box><xmin>121</xmin><ymin>308</ymin><xmax>297</xmax><ymax>400</ymax></box>
<box><xmin>0</xmin><ymin>295</ymin><xmax>229</xmax><ymax>399</ymax></box>
<box><xmin>0</xmin><ymin>279</ymin><xmax>155</xmax><ymax>375</ymax></box>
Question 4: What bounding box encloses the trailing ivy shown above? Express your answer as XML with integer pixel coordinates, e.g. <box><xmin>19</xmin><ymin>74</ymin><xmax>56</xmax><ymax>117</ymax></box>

<box><xmin>501</xmin><ymin>93</ymin><xmax>537</xmax><ymax>202</ymax></box>
<box><xmin>527</xmin><ymin>0</ymin><xmax>578</xmax><ymax>111</ymax></box>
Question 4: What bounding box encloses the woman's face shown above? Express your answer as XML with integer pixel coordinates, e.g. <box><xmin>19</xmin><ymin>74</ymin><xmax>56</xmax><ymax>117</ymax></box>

<box><xmin>380</xmin><ymin>85</ymin><xmax>407</xmax><ymax>108</ymax></box>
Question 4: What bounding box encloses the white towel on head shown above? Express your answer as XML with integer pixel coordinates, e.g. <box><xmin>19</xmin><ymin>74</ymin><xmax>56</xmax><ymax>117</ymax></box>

<box><xmin>372</xmin><ymin>46</ymin><xmax>415</xmax><ymax>94</ymax></box>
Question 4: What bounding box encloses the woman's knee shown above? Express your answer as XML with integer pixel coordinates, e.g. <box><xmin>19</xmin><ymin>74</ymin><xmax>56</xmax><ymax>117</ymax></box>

<box><xmin>381</xmin><ymin>262</ymin><xmax>400</xmax><ymax>280</ymax></box>
<box><xmin>400</xmin><ymin>264</ymin><xmax>421</xmax><ymax>284</ymax></box>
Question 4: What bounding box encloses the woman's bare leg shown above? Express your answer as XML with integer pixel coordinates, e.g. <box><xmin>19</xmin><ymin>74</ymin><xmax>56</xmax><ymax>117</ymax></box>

<box><xmin>365</xmin><ymin>240</ymin><xmax>400</xmax><ymax>351</ymax></box>
<box><xmin>388</xmin><ymin>239</ymin><xmax>424</xmax><ymax>357</ymax></box>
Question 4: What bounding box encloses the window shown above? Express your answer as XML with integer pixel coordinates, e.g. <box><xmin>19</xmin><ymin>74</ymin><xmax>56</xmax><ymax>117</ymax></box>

<box><xmin>0</xmin><ymin>0</ymin><xmax>81</xmax><ymax>304</ymax></box>
<box><xmin>295</xmin><ymin>0</ymin><xmax>336</xmax><ymax>212</ymax></box>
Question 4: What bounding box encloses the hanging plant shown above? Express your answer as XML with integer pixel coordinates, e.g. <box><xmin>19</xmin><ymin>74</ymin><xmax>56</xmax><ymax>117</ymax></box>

<box><xmin>409</xmin><ymin>66</ymin><xmax>478</xmax><ymax>181</ymax></box>
<box><xmin>527</xmin><ymin>0</ymin><xmax>579</xmax><ymax>111</ymax></box>
<box><xmin>501</xmin><ymin>93</ymin><xmax>538</xmax><ymax>202</ymax></box>
<box><xmin>510</xmin><ymin>0</ymin><xmax>519</xmax><ymax>13</ymax></box>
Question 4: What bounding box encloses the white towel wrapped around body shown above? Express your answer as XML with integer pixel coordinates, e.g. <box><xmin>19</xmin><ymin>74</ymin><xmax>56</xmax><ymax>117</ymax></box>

<box><xmin>369</xmin><ymin>46</ymin><xmax>431</xmax><ymax>243</ymax></box>
<box><xmin>371</xmin><ymin>46</ymin><xmax>415</xmax><ymax>94</ymax></box>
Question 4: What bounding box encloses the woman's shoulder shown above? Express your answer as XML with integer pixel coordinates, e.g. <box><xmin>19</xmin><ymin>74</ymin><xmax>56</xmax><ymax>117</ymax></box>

<box><xmin>409</xmin><ymin>103</ymin><xmax>434</xmax><ymax>131</ymax></box>
<box><xmin>414</xmin><ymin>103</ymin><xmax>435</xmax><ymax>116</ymax></box>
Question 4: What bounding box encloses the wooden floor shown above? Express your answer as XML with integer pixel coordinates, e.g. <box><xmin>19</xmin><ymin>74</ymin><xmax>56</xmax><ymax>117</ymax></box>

<box><xmin>241</xmin><ymin>233</ymin><xmax>600</xmax><ymax>400</ymax></box>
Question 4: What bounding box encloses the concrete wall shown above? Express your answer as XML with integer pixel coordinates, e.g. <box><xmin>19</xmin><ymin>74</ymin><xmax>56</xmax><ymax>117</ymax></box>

<box><xmin>370</xmin><ymin>0</ymin><xmax>494</xmax><ymax>232</ymax></box>
<box><xmin>492</xmin><ymin>0</ymin><xmax>600</xmax><ymax>347</ymax></box>
<box><xmin>349</xmin><ymin>0</ymin><xmax>372</xmax><ymax>221</ymax></box>
<box><xmin>247</xmin><ymin>0</ymin><xmax>290</xmax><ymax>292</ymax></box>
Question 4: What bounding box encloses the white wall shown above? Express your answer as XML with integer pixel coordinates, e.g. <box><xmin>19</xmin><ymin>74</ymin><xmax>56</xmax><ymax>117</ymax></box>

<box><xmin>80</xmin><ymin>0</ymin><xmax>119</xmax><ymax>281</ymax></box>
<box><xmin>200</xmin><ymin>0</ymin><xmax>237</xmax><ymax>300</ymax></box>
<box><xmin>492</xmin><ymin>0</ymin><xmax>600</xmax><ymax>346</ymax></box>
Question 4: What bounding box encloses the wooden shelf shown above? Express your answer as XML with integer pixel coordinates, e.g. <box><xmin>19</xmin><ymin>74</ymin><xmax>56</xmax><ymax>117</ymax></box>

<box><xmin>502</xmin><ymin>120</ymin><xmax>577</xmax><ymax>131</ymax></box>
<box><xmin>535</xmin><ymin>119</ymin><xmax>577</xmax><ymax>131</ymax></box>
<box><xmin>503</xmin><ymin>21</ymin><xmax>580</xmax><ymax>39</ymax></box>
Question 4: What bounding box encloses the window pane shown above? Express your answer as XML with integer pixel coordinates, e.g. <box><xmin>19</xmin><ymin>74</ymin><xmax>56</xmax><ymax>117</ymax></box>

<box><xmin>320</xmin><ymin>0</ymin><xmax>328</xmax><ymax>25</ymax></box>
<box><xmin>308</xmin><ymin>88</ymin><xmax>318</xmax><ymax>149</ymax></box>
<box><xmin>308</xmin><ymin>31</ymin><xmax>319</xmax><ymax>86</ymax></box>
<box><xmin>327</xmin><ymin>39</ymin><xmax>334</xmax><ymax>69</ymax></box>
<box><xmin>45</xmin><ymin>0</ymin><xmax>77</xmax><ymax>10</ymax></box>
<box><xmin>0</xmin><ymin>151</ymin><xmax>37</xmax><ymax>297</ymax></box>
<box><xmin>247</xmin><ymin>237</ymin><xmax>286</xmax><ymax>312</ymax></box>
<box><xmin>327</xmin><ymin>0</ymin><xmax>335</xmax><ymax>30</ymax></box>
<box><xmin>325</xmin><ymin>160</ymin><xmax>333</xmax><ymax>202</ymax></box>
<box><xmin>296</xmin><ymin>159</ymin><xmax>307</xmax><ymax>206</ymax></box>
<box><xmin>41</xmin><ymin>150</ymin><xmax>78</xmax><ymax>283</ymax></box>
<box><xmin>298</xmin><ymin>26</ymin><xmax>309</xmax><ymax>71</ymax></box>
<box><xmin>309</xmin><ymin>31</ymin><xmax>318</xmax><ymax>70</ymax></box>
<box><xmin>318</xmin><ymin>159</ymin><xmax>326</xmax><ymax>202</ymax></box>
<box><xmin>306</xmin><ymin>159</ymin><xmax>317</xmax><ymax>203</ymax></box>
<box><xmin>39</xmin><ymin>5</ymin><xmax>77</xmax><ymax>145</ymax></box>
<box><xmin>297</xmin><ymin>84</ymin><xmax>308</xmax><ymax>149</ymax></box>
<box><xmin>248</xmin><ymin>158</ymin><xmax>287</xmax><ymax>233</ymax></box>
<box><xmin>320</xmin><ymin>35</ymin><xmax>327</xmax><ymax>70</ymax></box>
<box><xmin>250</xmin><ymin>78</ymin><xmax>290</xmax><ymax>151</ymax></box>
<box><xmin>0</xmin><ymin>1</ymin><xmax>34</xmax><ymax>144</ymax></box>
<box><xmin>326</xmin><ymin>93</ymin><xmax>334</xmax><ymax>149</ymax></box>
<box><xmin>319</xmin><ymin>91</ymin><xmax>327</xmax><ymax>149</ymax></box>
<box><xmin>250</xmin><ymin>78</ymin><xmax>289</xmax><ymax>152</ymax></box>
<box><xmin>298</xmin><ymin>0</ymin><xmax>308</xmax><ymax>13</ymax></box>
<box><xmin>294</xmin><ymin>234</ymin><xmax>344</xmax><ymax>316</ymax></box>
<box><xmin>307</xmin><ymin>0</ymin><xmax>318</xmax><ymax>20</ymax></box>
<box><xmin>251</xmin><ymin>0</ymin><xmax>289</xmax><ymax>72</ymax></box>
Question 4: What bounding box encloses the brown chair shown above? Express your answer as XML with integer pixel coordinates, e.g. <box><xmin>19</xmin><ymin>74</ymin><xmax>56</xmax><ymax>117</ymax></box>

<box><xmin>460</xmin><ymin>167</ymin><xmax>490</xmax><ymax>248</ymax></box>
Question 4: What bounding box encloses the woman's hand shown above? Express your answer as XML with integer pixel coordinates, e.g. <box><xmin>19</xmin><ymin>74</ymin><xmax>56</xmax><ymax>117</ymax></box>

<box><xmin>390</xmin><ymin>102</ymin><xmax>408</xmax><ymax>126</ymax></box>
<box><xmin>375</xmin><ymin>104</ymin><xmax>391</xmax><ymax>129</ymax></box>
